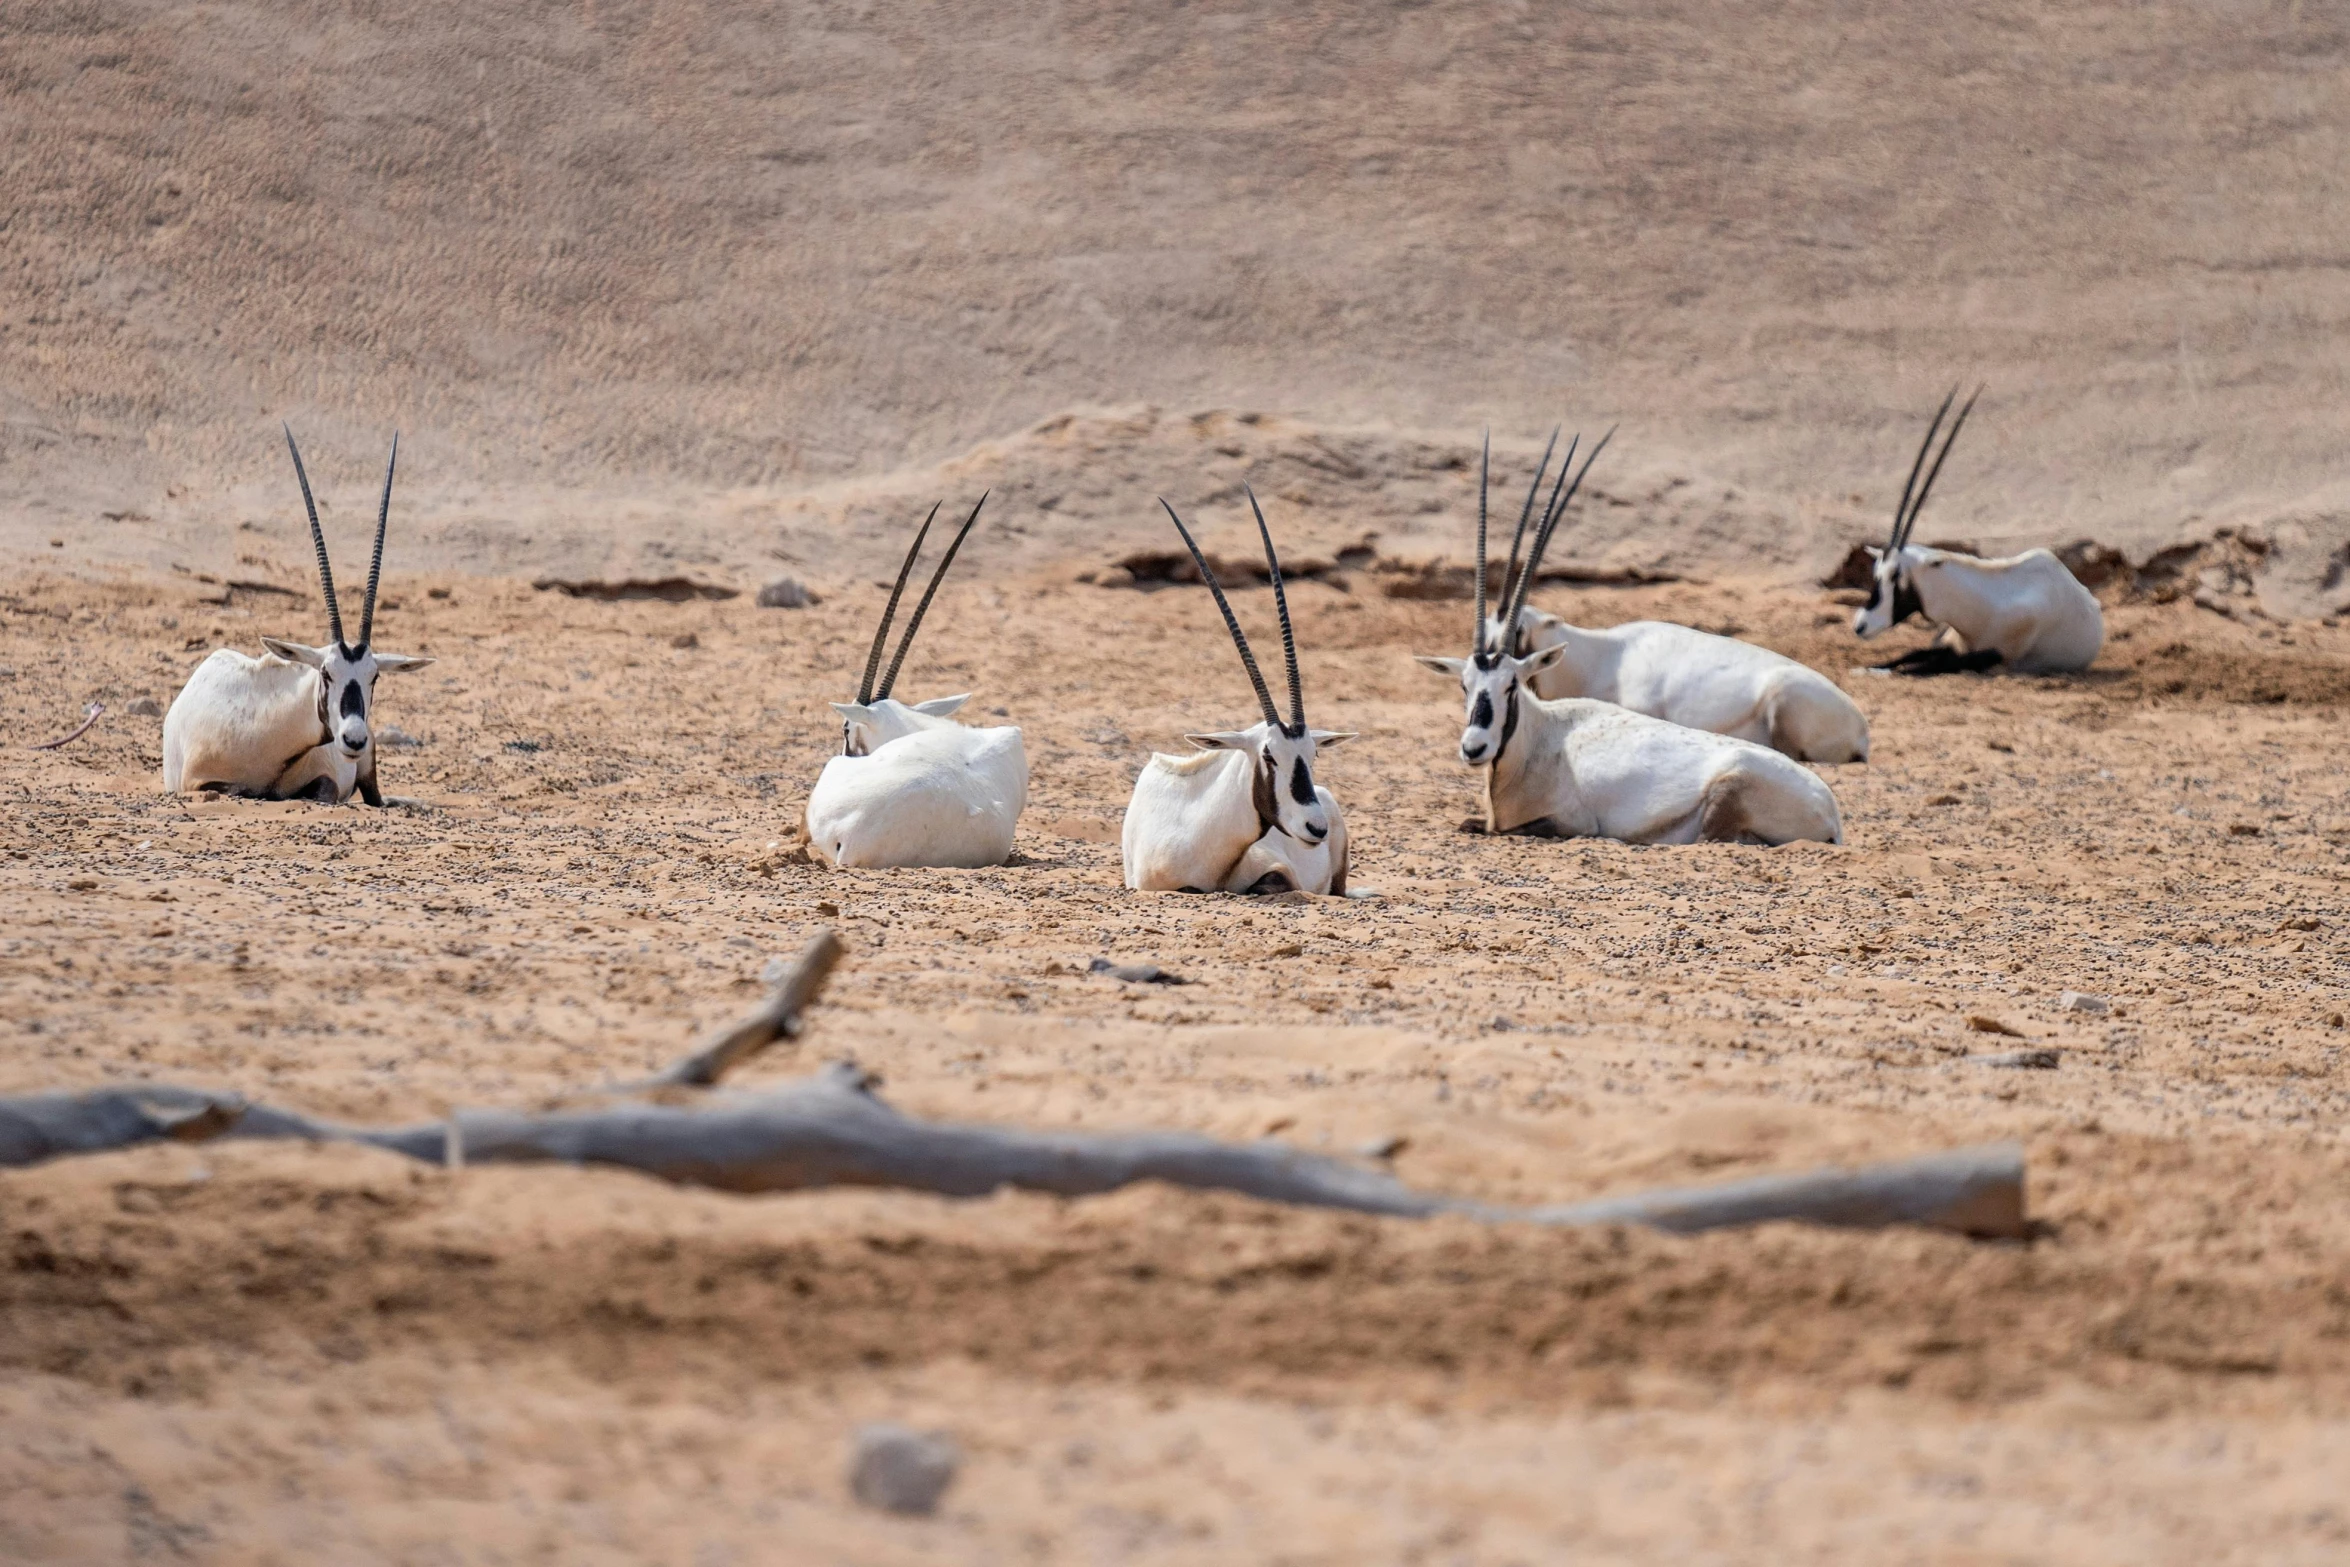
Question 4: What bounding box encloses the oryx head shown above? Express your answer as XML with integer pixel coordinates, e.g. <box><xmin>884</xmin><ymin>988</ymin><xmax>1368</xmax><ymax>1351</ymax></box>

<box><xmin>263</xmin><ymin>427</ymin><xmax>433</xmax><ymax>772</ymax></box>
<box><xmin>1416</xmin><ymin>424</ymin><xmax>1611</xmax><ymax>766</ymax></box>
<box><xmin>833</xmin><ymin>493</ymin><xmax>988</xmax><ymax>756</ymax></box>
<box><xmin>1159</xmin><ymin>487</ymin><xmax>1353</xmax><ymax>846</ymax></box>
<box><xmin>1855</xmin><ymin>384</ymin><xmax>1981</xmax><ymax>639</ymax></box>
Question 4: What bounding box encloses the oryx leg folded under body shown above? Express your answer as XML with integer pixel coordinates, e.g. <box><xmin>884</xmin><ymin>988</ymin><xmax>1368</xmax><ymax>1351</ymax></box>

<box><xmin>162</xmin><ymin>427</ymin><xmax>432</xmax><ymax>804</ymax></box>
<box><xmin>801</xmin><ymin>495</ymin><xmax>1029</xmax><ymax>870</ymax></box>
<box><xmin>1852</xmin><ymin>387</ymin><xmax>2104</xmax><ymax>675</ymax></box>
<box><xmin>1464</xmin><ymin>687</ymin><xmax>1842</xmax><ymax>845</ymax></box>
<box><xmin>1123</xmin><ymin>746</ymin><xmax>1349</xmax><ymax>894</ymax></box>
<box><xmin>1121</xmin><ymin>490</ymin><xmax>1353</xmax><ymax>895</ymax></box>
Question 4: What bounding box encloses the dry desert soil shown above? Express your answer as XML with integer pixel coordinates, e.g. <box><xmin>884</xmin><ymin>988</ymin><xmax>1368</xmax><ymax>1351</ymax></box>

<box><xmin>5</xmin><ymin>2</ymin><xmax>2350</xmax><ymax>1564</ymax></box>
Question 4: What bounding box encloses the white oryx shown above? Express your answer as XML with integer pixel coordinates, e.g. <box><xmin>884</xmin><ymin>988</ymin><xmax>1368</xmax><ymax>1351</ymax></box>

<box><xmin>1122</xmin><ymin>490</ymin><xmax>1353</xmax><ymax>895</ymax></box>
<box><xmin>1853</xmin><ymin>386</ymin><xmax>2104</xmax><ymax>674</ymax></box>
<box><xmin>162</xmin><ymin>428</ymin><xmax>433</xmax><ymax>804</ymax></box>
<box><xmin>1420</xmin><ymin>433</ymin><xmax>1842</xmax><ymax>846</ymax></box>
<box><xmin>802</xmin><ymin>495</ymin><xmax>1028</xmax><ymax>869</ymax></box>
<box><xmin>1448</xmin><ymin>428</ymin><xmax>1870</xmax><ymax>762</ymax></box>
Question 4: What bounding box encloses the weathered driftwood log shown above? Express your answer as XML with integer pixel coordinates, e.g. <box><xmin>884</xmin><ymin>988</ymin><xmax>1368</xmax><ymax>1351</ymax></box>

<box><xmin>0</xmin><ymin>931</ymin><xmax>2028</xmax><ymax>1239</ymax></box>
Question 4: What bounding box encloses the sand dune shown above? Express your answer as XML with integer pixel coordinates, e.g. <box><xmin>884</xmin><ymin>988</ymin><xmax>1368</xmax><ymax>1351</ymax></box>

<box><xmin>8</xmin><ymin>1</ymin><xmax>2350</xmax><ymax>583</ymax></box>
<box><xmin>7</xmin><ymin>3</ymin><xmax>2350</xmax><ymax>1561</ymax></box>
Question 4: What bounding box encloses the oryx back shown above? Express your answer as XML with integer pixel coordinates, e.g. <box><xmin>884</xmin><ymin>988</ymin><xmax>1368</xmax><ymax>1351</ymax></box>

<box><xmin>1548</xmin><ymin>700</ymin><xmax>1842</xmax><ymax>846</ymax></box>
<box><xmin>1911</xmin><ymin>547</ymin><xmax>2103</xmax><ymax>672</ymax></box>
<box><xmin>1518</xmin><ymin>613</ymin><xmax>1869</xmax><ymax>763</ymax></box>
<box><xmin>806</xmin><ymin>724</ymin><xmax>1027</xmax><ymax>869</ymax></box>
<box><xmin>163</xmin><ymin>649</ymin><xmax>330</xmax><ymax>797</ymax></box>
<box><xmin>804</xmin><ymin>494</ymin><xmax>1028</xmax><ymax>870</ymax></box>
<box><xmin>1122</xmin><ymin>748</ymin><xmax>1262</xmax><ymax>892</ymax></box>
<box><xmin>1117</xmin><ymin>488</ymin><xmax>1354</xmax><ymax>896</ymax></box>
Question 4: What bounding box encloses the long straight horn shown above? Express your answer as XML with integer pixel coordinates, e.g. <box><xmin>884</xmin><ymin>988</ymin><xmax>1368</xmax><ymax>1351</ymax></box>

<box><xmin>1899</xmin><ymin>384</ymin><xmax>1982</xmax><ymax>550</ymax></box>
<box><xmin>283</xmin><ymin>423</ymin><xmax>344</xmax><ymax>648</ymax></box>
<box><xmin>1159</xmin><ymin>497</ymin><xmax>1279</xmax><ymax>728</ymax></box>
<box><xmin>875</xmin><ymin>491</ymin><xmax>988</xmax><ymax>701</ymax></box>
<box><xmin>357</xmin><ymin>431</ymin><xmax>397</xmax><ymax>650</ymax></box>
<box><xmin>1499</xmin><ymin>426</ymin><xmax>1560</xmax><ymax>632</ymax></box>
<box><xmin>1505</xmin><ymin>430</ymin><xmax>1578</xmax><ymax>651</ymax></box>
<box><xmin>1507</xmin><ymin>425</ymin><xmax>1614</xmax><ymax>634</ymax></box>
<box><xmin>1243</xmin><ymin>484</ymin><xmax>1302</xmax><ymax>731</ymax></box>
<box><xmin>1890</xmin><ymin>386</ymin><xmax>1958</xmax><ymax>556</ymax></box>
<box><xmin>858</xmin><ymin>501</ymin><xmax>941</xmax><ymax>704</ymax></box>
<box><xmin>1473</xmin><ymin>429</ymin><xmax>1490</xmax><ymax>655</ymax></box>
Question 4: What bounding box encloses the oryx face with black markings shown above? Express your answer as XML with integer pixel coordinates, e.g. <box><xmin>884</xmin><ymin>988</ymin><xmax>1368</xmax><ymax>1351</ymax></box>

<box><xmin>1158</xmin><ymin>489</ymin><xmax>1352</xmax><ymax>846</ymax></box>
<box><xmin>1184</xmin><ymin>719</ymin><xmax>1350</xmax><ymax>845</ymax></box>
<box><xmin>1417</xmin><ymin>643</ymin><xmax>1565</xmax><ymax>768</ymax></box>
<box><xmin>274</xmin><ymin>426</ymin><xmax>433</xmax><ymax>801</ymax></box>
<box><xmin>1414</xmin><ymin>425</ymin><xmax>1609</xmax><ymax>769</ymax></box>
<box><xmin>1854</xmin><ymin>384</ymin><xmax>1980</xmax><ymax>641</ymax></box>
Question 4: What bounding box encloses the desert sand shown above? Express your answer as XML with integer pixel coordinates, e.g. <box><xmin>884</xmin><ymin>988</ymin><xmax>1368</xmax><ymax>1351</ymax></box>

<box><xmin>5</xmin><ymin>2</ymin><xmax>2350</xmax><ymax>1563</ymax></box>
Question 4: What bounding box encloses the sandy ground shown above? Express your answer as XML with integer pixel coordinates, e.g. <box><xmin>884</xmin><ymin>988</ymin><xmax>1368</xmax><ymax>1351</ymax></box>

<box><xmin>3</xmin><ymin>557</ymin><xmax>2348</xmax><ymax>1562</ymax></box>
<box><xmin>8</xmin><ymin>0</ymin><xmax>2350</xmax><ymax>1558</ymax></box>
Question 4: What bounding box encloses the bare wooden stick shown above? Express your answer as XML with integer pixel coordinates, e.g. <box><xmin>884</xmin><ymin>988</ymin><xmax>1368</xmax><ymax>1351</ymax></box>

<box><xmin>645</xmin><ymin>929</ymin><xmax>843</xmax><ymax>1088</ymax></box>
<box><xmin>0</xmin><ymin>929</ymin><xmax>2026</xmax><ymax>1239</ymax></box>
<box><xmin>28</xmin><ymin>702</ymin><xmax>103</xmax><ymax>750</ymax></box>
<box><xmin>0</xmin><ymin>1068</ymin><xmax>2027</xmax><ymax>1239</ymax></box>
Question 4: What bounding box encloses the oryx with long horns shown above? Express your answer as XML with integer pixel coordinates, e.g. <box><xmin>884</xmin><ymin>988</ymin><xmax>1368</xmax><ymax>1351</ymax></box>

<box><xmin>162</xmin><ymin>428</ymin><xmax>433</xmax><ymax>803</ymax></box>
<box><xmin>801</xmin><ymin>495</ymin><xmax>1028</xmax><ymax>869</ymax></box>
<box><xmin>1422</xmin><ymin>432</ymin><xmax>1842</xmax><ymax>845</ymax></box>
<box><xmin>1122</xmin><ymin>490</ymin><xmax>1353</xmax><ymax>895</ymax></box>
<box><xmin>1852</xmin><ymin>386</ymin><xmax>2103</xmax><ymax>674</ymax></box>
<box><xmin>1422</xmin><ymin>428</ymin><xmax>1869</xmax><ymax>762</ymax></box>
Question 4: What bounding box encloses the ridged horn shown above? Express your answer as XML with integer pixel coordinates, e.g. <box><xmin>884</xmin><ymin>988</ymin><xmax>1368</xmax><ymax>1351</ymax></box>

<box><xmin>282</xmin><ymin>424</ymin><xmax>344</xmax><ymax>649</ymax></box>
<box><xmin>1242</xmin><ymin>484</ymin><xmax>1303</xmax><ymax>731</ymax></box>
<box><xmin>875</xmin><ymin>492</ymin><xmax>988</xmax><ymax>701</ymax></box>
<box><xmin>1159</xmin><ymin>497</ymin><xmax>1280</xmax><ymax>729</ymax></box>
<box><xmin>858</xmin><ymin>501</ymin><xmax>941</xmax><ymax>705</ymax></box>
<box><xmin>357</xmin><ymin>431</ymin><xmax>397</xmax><ymax>650</ymax></box>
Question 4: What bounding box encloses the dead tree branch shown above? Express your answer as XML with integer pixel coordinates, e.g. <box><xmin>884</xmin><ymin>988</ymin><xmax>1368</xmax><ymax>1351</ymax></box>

<box><xmin>0</xmin><ymin>931</ymin><xmax>2027</xmax><ymax>1239</ymax></box>
<box><xmin>645</xmin><ymin>928</ymin><xmax>843</xmax><ymax>1088</ymax></box>
<box><xmin>28</xmin><ymin>701</ymin><xmax>103</xmax><ymax>750</ymax></box>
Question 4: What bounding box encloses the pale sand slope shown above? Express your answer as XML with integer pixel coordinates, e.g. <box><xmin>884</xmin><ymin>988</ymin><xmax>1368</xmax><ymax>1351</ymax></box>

<box><xmin>7</xmin><ymin>2</ymin><xmax>2350</xmax><ymax>593</ymax></box>
<box><xmin>3</xmin><ymin>564</ymin><xmax>2348</xmax><ymax>1561</ymax></box>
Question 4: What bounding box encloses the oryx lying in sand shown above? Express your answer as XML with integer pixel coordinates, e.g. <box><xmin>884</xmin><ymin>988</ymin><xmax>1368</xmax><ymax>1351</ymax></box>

<box><xmin>162</xmin><ymin>428</ymin><xmax>433</xmax><ymax>803</ymax></box>
<box><xmin>1430</xmin><ymin>428</ymin><xmax>1870</xmax><ymax>763</ymax></box>
<box><xmin>1422</xmin><ymin>434</ymin><xmax>1842</xmax><ymax>845</ymax></box>
<box><xmin>1122</xmin><ymin>491</ymin><xmax>1353</xmax><ymax>894</ymax></box>
<box><xmin>802</xmin><ymin>495</ymin><xmax>1028</xmax><ymax>869</ymax></box>
<box><xmin>1853</xmin><ymin>386</ymin><xmax>2104</xmax><ymax>675</ymax></box>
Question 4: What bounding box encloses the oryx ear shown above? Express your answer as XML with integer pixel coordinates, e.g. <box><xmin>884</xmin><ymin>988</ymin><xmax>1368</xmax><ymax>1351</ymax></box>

<box><xmin>1414</xmin><ymin>655</ymin><xmax>1467</xmax><ymax>676</ymax></box>
<box><xmin>829</xmin><ymin>702</ymin><xmax>874</xmax><ymax>722</ymax></box>
<box><xmin>1308</xmin><ymin>729</ymin><xmax>1357</xmax><ymax>749</ymax></box>
<box><xmin>912</xmin><ymin>693</ymin><xmax>970</xmax><ymax>717</ymax></box>
<box><xmin>261</xmin><ymin>637</ymin><xmax>328</xmax><ymax>667</ymax></box>
<box><xmin>1184</xmin><ymin>731</ymin><xmax>1255</xmax><ymax>751</ymax></box>
<box><xmin>1522</xmin><ymin>643</ymin><xmax>1568</xmax><ymax>673</ymax></box>
<box><xmin>372</xmin><ymin>652</ymin><xmax>435</xmax><ymax>674</ymax></box>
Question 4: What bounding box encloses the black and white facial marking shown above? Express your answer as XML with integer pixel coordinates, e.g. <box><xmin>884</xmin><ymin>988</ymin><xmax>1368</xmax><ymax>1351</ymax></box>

<box><xmin>277</xmin><ymin>425</ymin><xmax>433</xmax><ymax>800</ymax></box>
<box><xmin>1155</xmin><ymin>485</ymin><xmax>1356</xmax><ymax>841</ymax></box>
<box><xmin>260</xmin><ymin>639</ymin><xmax>434</xmax><ymax>760</ymax></box>
<box><xmin>1413</xmin><ymin>422</ymin><xmax>1611</xmax><ymax>760</ymax></box>
<box><xmin>1852</xmin><ymin>383</ymin><xmax>1981</xmax><ymax>642</ymax></box>
<box><xmin>1852</xmin><ymin>546</ymin><xmax>1927</xmax><ymax>639</ymax></box>
<box><xmin>1419</xmin><ymin>644</ymin><xmax>1563</xmax><ymax>767</ymax></box>
<box><xmin>1186</xmin><ymin>720</ymin><xmax>1352</xmax><ymax>843</ymax></box>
